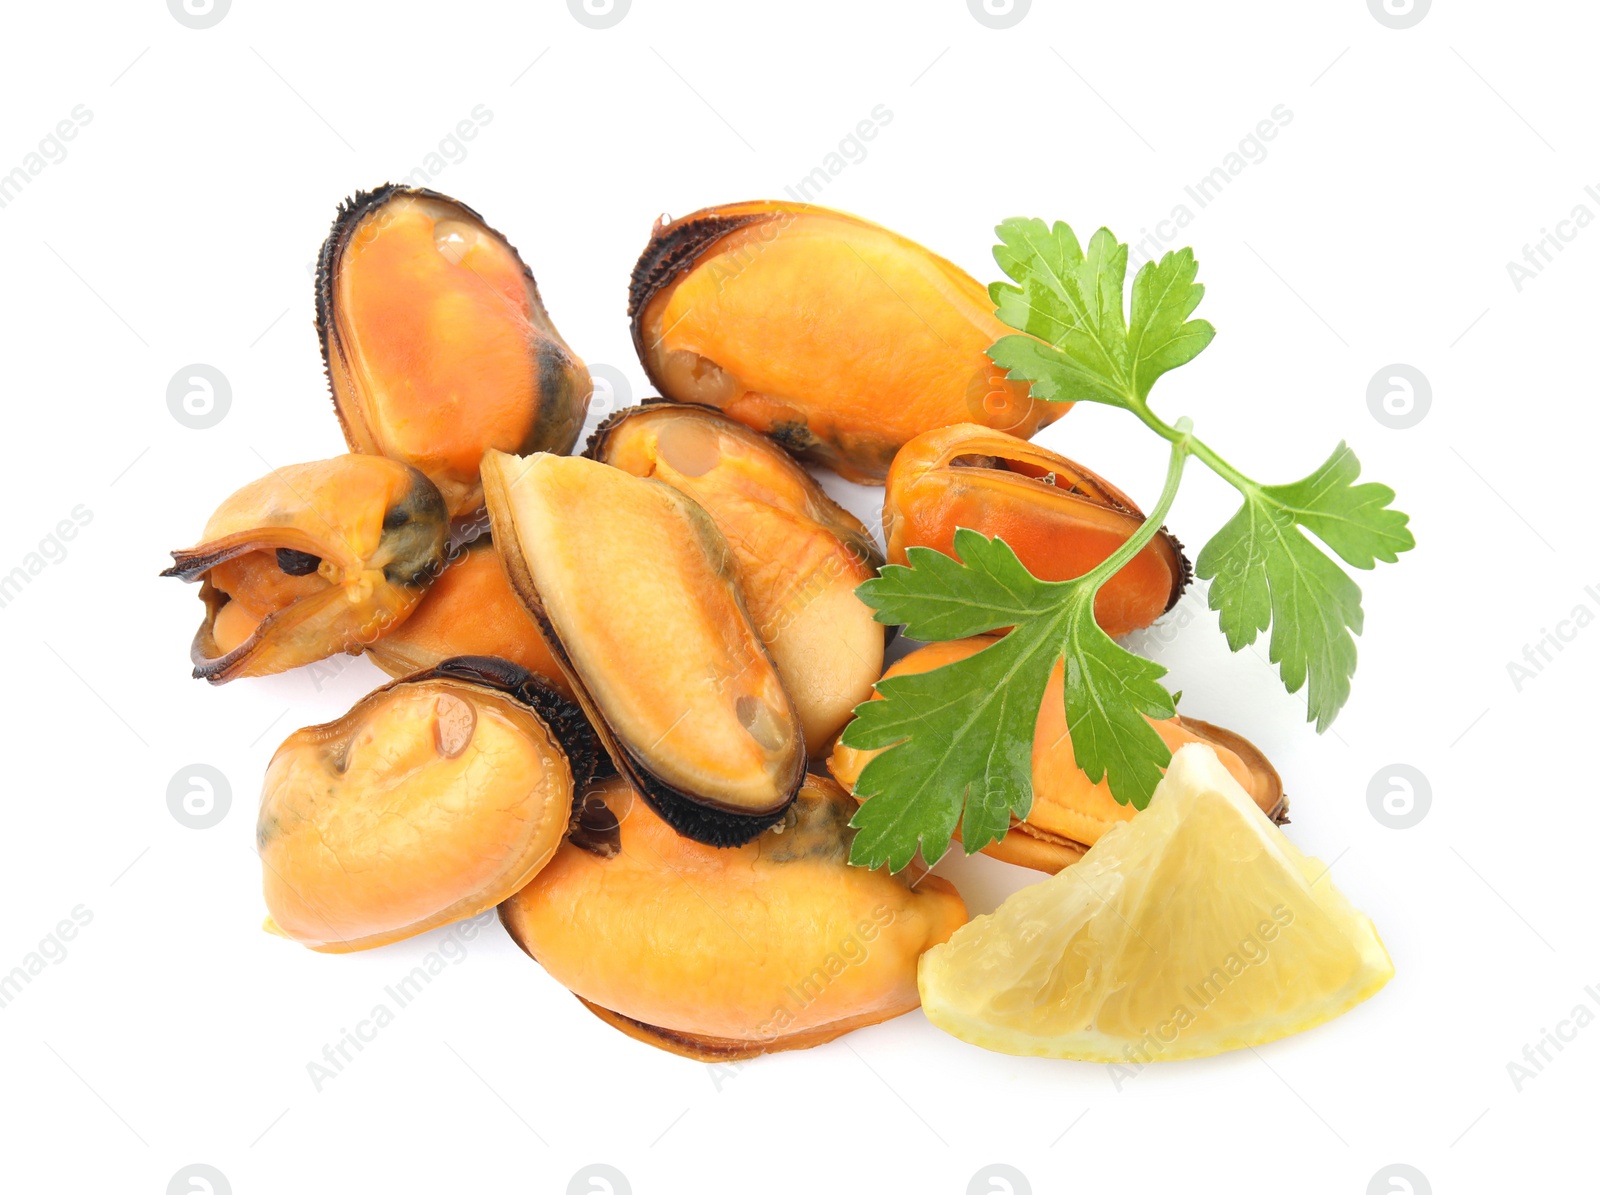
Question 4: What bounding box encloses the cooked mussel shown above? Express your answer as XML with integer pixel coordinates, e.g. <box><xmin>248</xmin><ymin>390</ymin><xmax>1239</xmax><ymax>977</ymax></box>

<box><xmin>259</xmin><ymin>657</ymin><xmax>597</xmax><ymax>953</ymax></box>
<box><xmin>317</xmin><ymin>184</ymin><xmax>592</xmax><ymax>521</ymax></box>
<box><xmin>587</xmin><ymin>400</ymin><xmax>884</xmax><ymax>756</ymax></box>
<box><xmin>629</xmin><ymin>201</ymin><xmax>1064</xmax><ymax>483</ymax></box>
<box><xmin>884</xmin><ymin>424</ymin><xmax>1189</xmax><ymax>637</ymax></box>
<box><xmin>481</xmin><ymin>451</ymin><xmax>805</xmax><ymax>846</ymax></box>
<box><xmin>364</xmin><ymin>536</ymin><xmax>573</xmax><ymax>700</ymax></box>
<box><xmin>829</xmin><ymin>638</ymin><xmax>1285</xmax><ymax>873</ymax></box>
<box><xmin>162</xmin><ymin>455</ymin><xmax>448</xmax><ymax>682</ymax></box>
<box><xmin>500</xmin><ymin>773</ymin><xmax>968</xmax><ymax>1059</ymax></box>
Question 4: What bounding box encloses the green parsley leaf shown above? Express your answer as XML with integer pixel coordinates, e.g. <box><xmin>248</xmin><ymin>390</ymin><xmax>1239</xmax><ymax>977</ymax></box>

<box><xmin>835</xmin><ymin>218</ymin><xmax>1415</xmax><ymax>872</ymax></box>
<box><xmin>983</xmin><ymin>218</ymin><xmax>1413</xmax><ymax>731</ymax></box>
<box><xmin>846</xmin><ymin>525</ymin><xmax>1179</xmax><ymax>870</ymax></box>
<box><xmin>854</xmin><ymin>532</ymin><xmax>1055</xmax><ymax>640</ymax></box>
<box><xmin>987</xmin><ymin>218</ymin><xmax>1214</xmax><ymax>409</ymax></box>
<box><xmin>843</xmin><ymin>626</ymin><xmax>1045</xmax><ymax>873</ymax></box>
<box><xmin>1053</xmin><ymin>595</ymin><xmax>1176</xmax><ymax>805</ymax></box>
<box><xmin>1264</xmin><ymin>441</ymin><xmax>1415</xmax><ymax>570</ymax></box>
<box><xmin>1195</xmin><ymin>443</ymin><xmax>1415</xmax><ymax>731</ymax></box>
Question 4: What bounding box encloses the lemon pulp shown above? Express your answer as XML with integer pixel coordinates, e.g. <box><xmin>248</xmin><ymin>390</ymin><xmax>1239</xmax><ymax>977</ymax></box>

<box><xmin>918</xmin><ymin>745</ymin><xmax>1393</xmax><ymax>1061</ymax></box>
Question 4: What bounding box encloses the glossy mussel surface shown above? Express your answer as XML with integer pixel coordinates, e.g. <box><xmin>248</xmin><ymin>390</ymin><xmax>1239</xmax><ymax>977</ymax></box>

<box><xmin>501</xmin><ymin>773</ymin><xmax>968</xmax><ymax>1059</ymax></box>
<box><xmin>259</xmin><ymin>657</ymin><xmax>597</xmax><ymax>952</ymax></box>
<box><xmin>482</xmin><ymin>451</ymin><xmax>806</xmax><ymax>846</ymax></box>
<box><xmin>588</xmin><ymin>400</ymin><xmax>884</xmax><ymax>756</ymax></box>
<box><xmin>885</xmin><ymin>424</ymin><xmax>1190</xmax><ymax>637</ymax></box>
<box><xmin>318</xmin><ymin>184</ymin><xmax>591</xmax><ymax>521</ymax></box>
<box><xmin>629</xmin><ymin>201</ymin><xmax>1064</xmax><ymax>483</ymax></box>
<box><xmin>162</xmin><ymin>455</ymin><xmax>448</xmax><ymax>682</ymax></box>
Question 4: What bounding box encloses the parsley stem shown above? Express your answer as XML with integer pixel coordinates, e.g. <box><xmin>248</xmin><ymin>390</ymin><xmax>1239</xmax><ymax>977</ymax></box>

<box><xmin>1080</xmin><ymin>432</ymin><xmax>1191</xmax><ymax>591</ymax></box>
<box><xmin>1125</xmin><ymin>400</ymin><xmax>1258</xmax><ymax>495</ymax></box>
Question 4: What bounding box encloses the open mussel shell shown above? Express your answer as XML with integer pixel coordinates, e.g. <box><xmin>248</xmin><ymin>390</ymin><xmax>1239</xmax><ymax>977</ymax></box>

<box><xmin>259</xmin><ymin>656</ymin><xmax>598</xmax><ymax>953</ymax></box>
<box><xmin>500</xmin><ymin>773</ymin><xmax>968</xmax><ymax>1060</ymax></box>
<box><xmin>884</xmin><ymin>424</ymin><xmax>1190</xmax><ymax>638</ymax></box>
<box><xmin>628</xmin><ymin>200</ymin><xmax>1064</xmax><ymax>484</ymax></box>
<box><xmin>830</xmin><ymin>638</ymin><xmax>1286</xmax><ymax>873</ymax></box>
<box><xmin>482</xmin><ymin>450</ymin><xmax>806</xmax><ymax>846</ymax></box>
<box><xmin>365</xmin><ymin>536</ymin><xmax>574</xmax><ymax>700</ymax></box>
<box><xmin>317</xmin><ymin>184</ymin><xmax>592</xmax><ymax>522</ymax></box>
<box><xmin>587</xmin><ymin>399</ymin><xmax>884</xmax><ymax>756</ymax></box>
<box><xmin>161</xmin><ymin>455</ymin><xmax>447</xmax><ymax>683</ymax></box>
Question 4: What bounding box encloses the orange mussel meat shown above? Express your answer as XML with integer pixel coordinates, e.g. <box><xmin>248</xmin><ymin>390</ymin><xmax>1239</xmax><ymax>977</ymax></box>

<box><xmin>587</xmin><ymin>400</ymin><xmax>884</xmax><ymax>756</ymax></box>
<box><xmin>259</xmin><ymin>657</ymin><xmax>598</xmax><ymax>952</ymax></box>
<box><xmin>500</xmin><ymin>773</ymin><xmax>967</xmax><ymax>1060</ymax></box>
<box><xmin>884</xmin><ymin>424</ymin><xmax>1190</xmax><ymax>637</ymax></box>
<box><xmin>629</xmin><ymin>201</ymin><xmax>1064</xmax><ymax>483</ymax></box>
<box><xmin>482</xmin><ymin>451</ymin><xmax>806</xmax><ymax>847</ymax></box>
<box><xmin>162</xmin><ymin>455</ymin><xmax>448</xmax><ymax>682</ymax></box>
<box><xmin>365</xmin><ymin>536</ymin><xmax>574</xmax><ymax>700</ymax></box>
<box><xmin>318</xmin><ymin>184</ymin><xmax>591</xmax><ymax>521</ymax></box>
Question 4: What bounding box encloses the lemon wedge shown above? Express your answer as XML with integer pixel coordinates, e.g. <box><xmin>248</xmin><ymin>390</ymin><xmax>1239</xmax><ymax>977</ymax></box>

<box><xmin>919</xmin><ymin>744</ymin><xmax>1392</xmax><ymax>1061</ymax></box>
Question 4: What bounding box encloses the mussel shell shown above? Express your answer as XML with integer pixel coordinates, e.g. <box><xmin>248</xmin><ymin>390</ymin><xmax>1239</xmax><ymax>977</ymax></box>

<box><xmin>481</xmin><ymin>451</ymin><xmax>806</xmax><ymax>846</ymax></box>
<box><xmin>628</xmin><ymin>200</ymin><xmax>1065</xmax><ymax>483</ymax></box>
<box><xmin>829</xmin><ymin>637</ymin><xmax>1286</xmax><ymax>873</ymax></box>
<box><xmin>259</xmin><ymin>657</ymin><xmax>596</xmax><ymax>952</ymax></box>
<box><xmin>162</xmin><ymin>455</ymin><xmax>448</xmax><ymax>683</ymax></box>
<box><xmin>317</xmin><ymin>184</ymin><xmax>591</xmax><ymax>521</ymax></box>
<box><xmin>499</xmin><ymin>773</ymin><xmax>968</xmax><ymax>1059</ymax></box>
<box><xmin>587</xmin><ymin>399</ymin><xmax>885</xmax><ymax>756</ymax></box>
<box><xmin>884</xmin><ymin>424</ymin><xmax>1190</xmax><ymax>637</ymax></box>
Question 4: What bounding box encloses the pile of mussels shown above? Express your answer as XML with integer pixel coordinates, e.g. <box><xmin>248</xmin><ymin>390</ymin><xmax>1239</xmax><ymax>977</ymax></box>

<box><xmin>164</xmin><ymin>188</ymin><xmax>1285</xmax><ymax>1060</ymax></box>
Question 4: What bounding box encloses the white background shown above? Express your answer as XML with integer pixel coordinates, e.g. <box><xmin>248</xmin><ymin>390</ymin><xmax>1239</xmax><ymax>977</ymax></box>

<box><xmin>0</xmin><ymin>1</ymin><xmax>1593</xmax><ymax>1192</ymax></box>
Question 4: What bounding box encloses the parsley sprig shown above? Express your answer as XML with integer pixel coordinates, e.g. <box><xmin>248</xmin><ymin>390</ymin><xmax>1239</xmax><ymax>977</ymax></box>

<box><xmin>842</xmin><ymin>219</ymin><xmax>1414</xmax><ymax>871</ymax></box>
